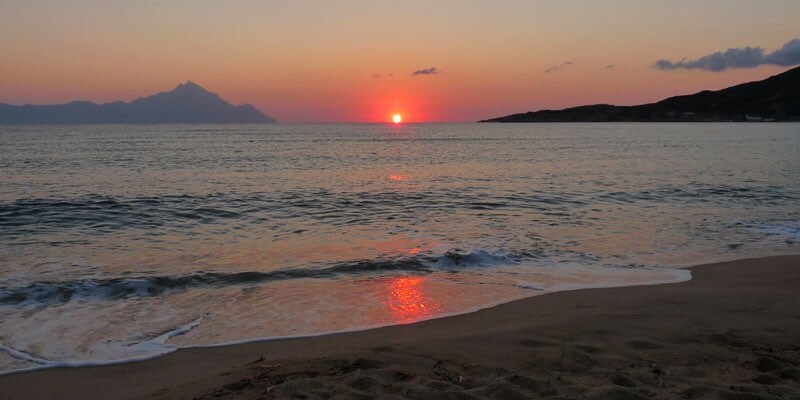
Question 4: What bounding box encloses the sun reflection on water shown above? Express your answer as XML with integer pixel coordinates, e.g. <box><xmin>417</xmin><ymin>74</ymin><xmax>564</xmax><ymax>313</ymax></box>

<box><xmin>387</xmin><ymin>174</ymin><xmax>408</xmax><ymax>182</ymax></box>
<box><xmin>383</xmin><ymin>276</ymin><xmax>441</xmax><ymax>323</ymax></box>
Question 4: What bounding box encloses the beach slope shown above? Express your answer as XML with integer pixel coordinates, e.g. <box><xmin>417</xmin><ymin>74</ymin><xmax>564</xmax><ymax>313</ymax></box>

<box><xmin>1</xmin><ymin>255</ymin><xmax>798</xmax><ymax>399</ymax></box>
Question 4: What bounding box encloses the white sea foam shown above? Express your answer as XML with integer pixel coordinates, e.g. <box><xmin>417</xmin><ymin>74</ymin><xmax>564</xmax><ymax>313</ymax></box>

<box><xmin>0</xmin><ymin>317</ymin><xmax>203</xmax><ymax>376</ymax></box>
<box><xmin>0</xmin><ymin>261</ymin><xmax>695</xmax><ymax>376</ymax></box>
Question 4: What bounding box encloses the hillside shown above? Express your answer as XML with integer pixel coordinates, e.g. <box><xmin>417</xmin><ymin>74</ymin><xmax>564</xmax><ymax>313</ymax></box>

<box><xmin>481</xmin><ymin>66</ymin><xmax>800</xmax><ymax>122</ymax></box>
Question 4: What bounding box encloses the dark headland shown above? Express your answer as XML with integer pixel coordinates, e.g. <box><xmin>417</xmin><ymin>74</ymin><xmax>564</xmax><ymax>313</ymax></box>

<box><xmin>481</xmin><ymin>65</ymin><xmax>800</xmax><ymax>122</ymax></box>
<box><xmin>0</xmin><ymin>81</ymin><xmax>276</xmax><ymax>124</ymax></box>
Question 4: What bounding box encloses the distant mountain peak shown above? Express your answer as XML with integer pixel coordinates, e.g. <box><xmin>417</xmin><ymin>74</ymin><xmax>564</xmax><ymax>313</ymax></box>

<box><xmin>0</xmin><ymin>82</ymin><xmax>276</xmax><ymax>124</ymax></box>
<box><xmin>171</xmin><ymin>80</ymin><xmax>213</xmax><ymax>95</ymax></box>
<box><xmin>176</xmin><ymin>80</ymin><xmax>203</xmax><ymax>89</ymax></box>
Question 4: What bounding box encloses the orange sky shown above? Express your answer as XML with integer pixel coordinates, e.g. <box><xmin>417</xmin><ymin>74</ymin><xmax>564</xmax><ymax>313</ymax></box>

<box><xmin>1</xmin><ymin>1</ymin><xmax>798</xmax><ymax>122</ymax></box>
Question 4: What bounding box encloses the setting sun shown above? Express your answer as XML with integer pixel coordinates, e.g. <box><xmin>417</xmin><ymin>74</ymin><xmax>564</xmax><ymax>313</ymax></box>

<box><xmin>392</xmin><ymin>114</ymin><xmax>402</xmax><ymax>124</ymax></box>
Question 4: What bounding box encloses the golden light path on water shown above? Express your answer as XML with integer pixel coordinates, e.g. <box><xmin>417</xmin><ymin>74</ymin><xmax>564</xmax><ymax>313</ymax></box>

<box><xmin>384</xmin><ymin>276</ymin><xmax>440</xmax><ymax>323</ymax></box>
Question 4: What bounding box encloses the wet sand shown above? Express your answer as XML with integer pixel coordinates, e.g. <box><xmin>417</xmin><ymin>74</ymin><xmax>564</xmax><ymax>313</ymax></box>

<box><xmin>1</xmin><ymin>255</ymin><xmax>798</xmax><ymax>399</ymax></box>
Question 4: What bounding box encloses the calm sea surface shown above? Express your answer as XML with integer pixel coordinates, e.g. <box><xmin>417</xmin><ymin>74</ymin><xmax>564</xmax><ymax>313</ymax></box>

<box><xmin>1</xmin><ymin>123</ymin><xmax>798</xmax><ymax>373</ymax></box>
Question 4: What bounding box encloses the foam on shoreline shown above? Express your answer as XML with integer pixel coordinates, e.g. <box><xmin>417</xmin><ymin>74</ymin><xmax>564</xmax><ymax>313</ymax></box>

<box><xmin>0</xmin><ymin>265</ymin><xmax>691</xmax><ymax>376</ymax></box>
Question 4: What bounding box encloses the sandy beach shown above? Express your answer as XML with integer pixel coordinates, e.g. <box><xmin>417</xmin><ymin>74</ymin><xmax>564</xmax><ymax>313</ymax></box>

<box><xmin>1</xmin><ymin>255</ymin><xmax>798</xmax><ymax>399</ymax></box>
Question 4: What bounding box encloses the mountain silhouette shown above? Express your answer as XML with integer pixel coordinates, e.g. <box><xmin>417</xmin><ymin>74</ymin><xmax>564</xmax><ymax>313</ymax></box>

<box><xmin>481</xmin><ymin>66</ymin><xmax>800</xmax><ymax>122</ymax></box>
<box><xmin>0</xmin><ymin>81</ymin><xmax>276</xmax><ymax>124</ymax></box>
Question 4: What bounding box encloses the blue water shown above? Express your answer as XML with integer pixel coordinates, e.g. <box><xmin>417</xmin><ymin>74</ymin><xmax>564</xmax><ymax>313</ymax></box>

<box><xmin>0</xmin><ymin>123</ymin><xmax>798</xmax><ymax>373</ymax></box>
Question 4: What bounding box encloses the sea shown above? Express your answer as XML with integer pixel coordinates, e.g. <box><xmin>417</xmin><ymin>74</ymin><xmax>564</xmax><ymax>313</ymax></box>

<box><xmin>1</xmin><ymin>123</ymin><xmax>798</xmax><ymax>374</ymax></box>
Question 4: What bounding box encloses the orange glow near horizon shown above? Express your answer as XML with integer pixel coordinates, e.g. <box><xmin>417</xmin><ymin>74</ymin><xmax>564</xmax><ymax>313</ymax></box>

<box><xmin>2</xmin><ymin>3</ymin><xmax>799</xmax><ymax>122</ymax></box>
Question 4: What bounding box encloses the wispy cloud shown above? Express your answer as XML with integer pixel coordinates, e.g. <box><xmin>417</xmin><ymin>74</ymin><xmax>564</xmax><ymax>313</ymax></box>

<box><xmin>371</xmin><ymin>74</ymin><xmax>382</xmax><ymax>78</ymax></box>
<box><xmin>411</xmin><ymin>67</ymin><xmax>439</xmax><ymax>76</ymax></box>
<box><xmin>544</xmin><ymin>66</ymin><xmax>560</xmax><ymax>74</ymax></box>
<box><xmin>544</xmin><ymin>59</ymin><xmax>577</xmax><ymax>74</ymax></box>
<box><xmin>605</xmin><ymin>64</ymin><xmax>615</xmax><ymax>69</ymax></box>
<box><xmin>655</xmin><ymin>38</ymin><xmax>800</xmax><ymax>71</ymax></box>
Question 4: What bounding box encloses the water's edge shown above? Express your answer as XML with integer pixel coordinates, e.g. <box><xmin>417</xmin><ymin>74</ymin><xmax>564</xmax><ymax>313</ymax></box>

<box><xmin>1</xmin><ymin>262</ymin><xmax>696</xmax><ymax>376</ymax></box>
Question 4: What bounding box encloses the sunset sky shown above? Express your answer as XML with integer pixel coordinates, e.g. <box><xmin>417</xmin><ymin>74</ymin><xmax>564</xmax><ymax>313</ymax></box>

<box><xmin>1</xmin><ymin>1</ymin><xmax>799</xmax><ymax>122</ymax></box>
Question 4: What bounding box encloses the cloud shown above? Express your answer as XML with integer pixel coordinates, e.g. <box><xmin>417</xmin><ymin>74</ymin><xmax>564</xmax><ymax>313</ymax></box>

<box><xmin>605</xmin><ymin>64</ymin><xmax>615</xmax><ymax>69</ymax></box>
<box><xmin>767</xmin><ymin>39</ymin><xmax>800</xmax><ymax>66</ymax></box>
<box><xmin>411</xmin><ymin>67</ymin><xmax>439</xmax><ymax>76</ymax></box>
<box><xmin>655</xmin><ymin>38</ymin><xmax>800</xmax><ymax>71</ymax></box>
<box><xmin>371</xmin><ymin>74</ymin><xmax>381</xmax><ymax>78</ymax></box>
<box><xmin>544</xmin><ymin>59</ymin><xmax>577</xmax><ymax>74</ymax></box>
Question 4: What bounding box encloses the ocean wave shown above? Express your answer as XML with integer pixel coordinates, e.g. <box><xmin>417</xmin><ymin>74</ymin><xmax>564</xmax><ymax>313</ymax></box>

<box><xmin>3</xmin><ymin>184</ymin><xmax>794</xmax><ymax>239</ymax></box>
<box><xmin>748</xmin><ymin>220</ymin><xmax>800</xmax><ymax>239</ymax></box>
<box><xmin>593</xmin><ymin>184</ymin><xmax>797</xmax><ymax>205</ymax></box>
<box><xmin>0</xmin><ymin>250</ymin><xmax>520</xmax><ymax>306</ymax></box>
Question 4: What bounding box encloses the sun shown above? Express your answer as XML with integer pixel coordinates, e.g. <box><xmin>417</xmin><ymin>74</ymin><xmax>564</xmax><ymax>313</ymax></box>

<box><xmin>392</xmin><ymin>114</ymin><xmax>402</xmax><ymax>124</ymax></box>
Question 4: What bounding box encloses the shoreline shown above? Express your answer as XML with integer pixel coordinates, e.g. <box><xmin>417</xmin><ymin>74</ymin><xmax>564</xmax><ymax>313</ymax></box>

<box><xmin>0</xmin><ymin>259</ymin><xmax>697</xmax><ymax>377</ymax></box>
<box><xmin>1</xmin><ymin>255</ymin><xmax>798</xmax><ymax>399</ymax></box>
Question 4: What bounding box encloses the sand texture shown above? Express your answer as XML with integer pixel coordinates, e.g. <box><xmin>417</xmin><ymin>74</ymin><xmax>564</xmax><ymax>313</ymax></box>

<box><xmin>1</xmin><ymin>255</ymin><xmax>798</xmax><ymax>399</ymax></box>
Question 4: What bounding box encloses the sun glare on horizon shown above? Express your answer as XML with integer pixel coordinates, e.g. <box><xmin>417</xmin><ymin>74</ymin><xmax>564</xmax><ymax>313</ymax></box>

<box><xmin>392</xmin><ymin>114</ymin><xmax>402</xmax><ymax>124</ymax></box>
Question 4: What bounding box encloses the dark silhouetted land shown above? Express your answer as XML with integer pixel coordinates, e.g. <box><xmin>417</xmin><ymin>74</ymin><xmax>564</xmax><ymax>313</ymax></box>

<box><xmin>481</xmin><ymin>66</ymin><xmax>800</xmax><ymax>122</ymax></box>
<box><xmin>0</xmin><ymin>82</ymin><xmax>275</xmax><ymax>124</ymax></box>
